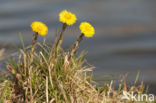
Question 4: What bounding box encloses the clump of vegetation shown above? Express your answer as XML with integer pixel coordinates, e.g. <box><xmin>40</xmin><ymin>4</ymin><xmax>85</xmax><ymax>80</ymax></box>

<box><xmin>0</xmin><ymin>10</ymin><xmax>154</xmax><ymax>103</ymax></box>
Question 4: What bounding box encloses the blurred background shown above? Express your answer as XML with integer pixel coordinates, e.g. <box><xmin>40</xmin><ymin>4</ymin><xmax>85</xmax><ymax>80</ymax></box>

<box><xmin>0</xmin><ymin>0</ymin><xmax>156</xmax><ymax>94</ymax></box>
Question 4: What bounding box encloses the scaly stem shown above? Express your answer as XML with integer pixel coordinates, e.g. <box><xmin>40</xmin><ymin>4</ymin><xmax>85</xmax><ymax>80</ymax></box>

<box><xmin>68</xmin><ymin>34</ymin><xmax>84</xmax><ymax>60</ymax></box>
<box><xmin>55</xmin><ymin>23</ymin><xmax>67</xmax><ymax>56</ymax></box>
<box><xmin>32</xmin><ymin>32</ymin><xmax>38</xmax><ymax>53</ymax></box>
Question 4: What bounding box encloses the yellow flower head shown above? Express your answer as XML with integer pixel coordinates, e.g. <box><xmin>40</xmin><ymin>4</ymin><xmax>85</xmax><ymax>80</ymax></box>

<box><xmin>79</xmin><ymin>22</ymin><xmax>95</xmax><ymax>37</ymax></box>
<box><xmin>31</xmin><ymin>21</ymin><xmax>48</xmax><ymax>36</ymax></box>
<box><xmin>59</xmin><ymin>10</ymin><xmax>77</xmax><ymax>25</ymax></box>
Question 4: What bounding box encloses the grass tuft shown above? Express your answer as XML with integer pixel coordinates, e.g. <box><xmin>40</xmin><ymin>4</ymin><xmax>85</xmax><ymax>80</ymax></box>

<box><xmin>0</xmin><ymin>22</ymin><xmax>154</xmax><ymax>103</ymax></box>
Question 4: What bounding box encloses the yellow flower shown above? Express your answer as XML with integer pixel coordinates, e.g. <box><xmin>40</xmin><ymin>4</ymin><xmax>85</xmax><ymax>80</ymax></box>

<box><xmin>59</xmin><ymin>10</ymin><xmax>77</xmax><ymax>25</ymax></box>
<box><xmin>31</xmin><ymin>21</ymin><xmax>48</xmax><ymax>36</ymax></box>
<box><xmin>79</xmin><ymin>22</ymin><xmax>95</xmax><ymax>37</ymax></box>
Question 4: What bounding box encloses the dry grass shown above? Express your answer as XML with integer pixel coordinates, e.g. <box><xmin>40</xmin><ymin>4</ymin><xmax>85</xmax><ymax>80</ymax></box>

<box><xmin>0</xmin><ymin>48</ymin><xmax>5</xmax><ymax>61</ymax></box>
<box><xmin>0</xmin><ymin>25</ymin><xmax>155</xmax><ymax>103</ymax></box>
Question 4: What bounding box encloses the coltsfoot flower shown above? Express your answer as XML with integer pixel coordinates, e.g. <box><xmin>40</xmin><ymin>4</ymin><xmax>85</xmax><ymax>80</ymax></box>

<box><xmin>79</xmin><ymin>22</ymin><xmax>95</xmax><ymax>37</ymax></box>
<box><xmin>31</xmin><ymin>21</ymin><xmax>48</xmax><ymax>36</ymax></box>
<box><xmin>59</xmin><ymin>10</ymin><xmax>77</xmax><ymax>25</ymax></box>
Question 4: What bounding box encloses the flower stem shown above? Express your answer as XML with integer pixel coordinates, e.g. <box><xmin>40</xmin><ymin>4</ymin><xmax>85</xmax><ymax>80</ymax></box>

<box><xmin>32</xmin><ymin>32</ymin><xmax>38</xmax><ymax>46</ymax></box>
<box><xmin>55</xmin><ymin>23</ymin><xmax>67</xmax><ymax>56</ymax></box>
<box><xmin>68</xmin><ymin>33</ymin><xmax>84</xmax><ymax>60</ymax></box>
<box><xmin>32</xmin><ymin>32</ymin><xmax>38</xmax><ymax>53</ymax></box>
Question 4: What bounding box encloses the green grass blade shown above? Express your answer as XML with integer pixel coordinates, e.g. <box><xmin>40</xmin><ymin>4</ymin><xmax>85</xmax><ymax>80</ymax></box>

<box><xmin>19</xmin><ymin>32</ymin><xmax>26</xmax><ymax>51</ymax></box>
<box><xmin>134</xmin><ymin>71</ymin><xmax>140</xmax><ymax>85</ymax></box>
<box><xmin>0</xmin><ymin>81</ymin><xmax>9</xmax><ymax>103</ymax></box>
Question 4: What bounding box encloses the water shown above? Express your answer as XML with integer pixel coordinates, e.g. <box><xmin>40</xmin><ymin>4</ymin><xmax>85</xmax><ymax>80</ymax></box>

<box><xmin>0</xmin><ymin>0</ymin><xmax>156</xmax><ymax>93</ymax></box>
